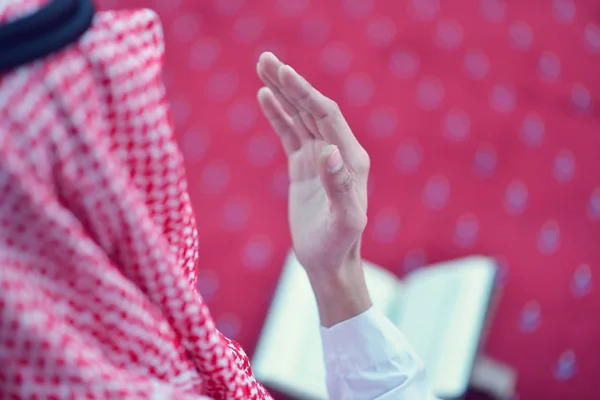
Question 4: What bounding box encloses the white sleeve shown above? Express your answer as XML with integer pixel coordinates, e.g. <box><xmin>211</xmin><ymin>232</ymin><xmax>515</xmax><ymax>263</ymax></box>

<box><xmin>320</xmin><ymin>307</ymin><xmax>439</xmax><ymax>400</ymax></box>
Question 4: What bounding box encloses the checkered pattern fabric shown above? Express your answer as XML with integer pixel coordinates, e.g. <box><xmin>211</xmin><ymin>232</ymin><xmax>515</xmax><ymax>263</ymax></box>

<box><xmin>0</xmin><ymin>1</ymin><xmax>271</xmax><ymax>398</ymax></box>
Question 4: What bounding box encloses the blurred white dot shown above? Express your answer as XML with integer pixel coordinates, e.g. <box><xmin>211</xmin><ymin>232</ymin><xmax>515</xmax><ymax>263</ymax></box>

<box><xmin>585</xmin><ymin>23</ymin><xmax>600</xmax><ymax>54</ymax></box>
<box><xmin>276</xmin><ymin>0</ymin><xmax>309</xmax><ymax>16</ymax></box>
<box><xmin>205</xmin><ymin>70</ymin><xmax>238</xmax><ymax>101</ymax></box>
<box><xmin>493</xmin><ymin>257</ymin><xmax>509</xmax><ymax>286</ymax></box>
<box><xmin>301</xmin><ymin>16</ymin><xmax>332</xmax><ymax>44</ymax></box>
<box><xmin>214</xmin><ymin>0</ymin><xmax>245</xmax><ymax>15</ymax></box>
<box><xmin>196</xmin><ymin>269</ymin><xmax>219</xmax><ymax>300</ymax></box>
<box><xmin>394</xmin><ymin>141</ymin><xmax>422</xmax><ymax>174</ymax></box>
<box><xmin>233</xmin><ymin>14</ymin><xmax>265</xmax><ymax>44</ymax></box>
<box><xmin>553</xmin><ymin>149</ymin><xmax>575</xmax><ymax>183</ymax></box>
<box><xmin>435</xmin><ymin>19</ymin><xmax>464</xmax><ymax>50</ymax></box>
<box><xmin>554</xmin><ymin>349</ymin><xmax>576</xmax><ymax>381</ymax></box>
<box><xmin>443</xmin><ymin>109</ymin><xmax>471</xmax><ymax>142</ymax></box>
<box><xmin>200</xmin><ymin>161</ymin><xmax>230</xmax><ymax>194</ymax></box>
<box><xmin>490</xmin><ymin>84</ymin><xmax>516</xmax><ymax>113</ymax></box>
<box><xmin>571</xmin><ymin>84</ymin><xmax>592</xmax><ymax>112</ymax></box>
<box><xmin>454</xmin><ymin>213</ymin><xmax>479</xmax><ymax>248</ymax></box>
<box><xmin>371</xmin><ymin>208</ymin><xmax>401</xmax><ymax>243</ymax></box>
<box><xmin>408</xmin><ymin>0</ymin><xmax>439</xmax><ymax>21</ymax></box>
<box><xmin>365</xmin><ymin>16</ymin><xmax>397</xmax><ymax>47</ymax></box>
<box><xmin>480</xmin><ymin>0</ymin><xmax>506</xmax><ymax>22</ymax></box>
<box><xmin>509</xmin><ymin>21</ymin><xmax>534</xmax><ymax>51</ymax></box>
<box><xmin>343</xmin><ymin>0</ymin><xmax>374</xmax><ymax>18</ymax></box>
<box><xmin>389</xmin><ymin>50</ymin><xmax>420</xmax><ymax>79</ymax></box>
<box><xmin>537</xmin><ymin>220</ymin><xmax>560</xmax><ymax>255</ymax></box>
<box><xmin>518</xmin><ymin>300</ymin><xmax>541</xmax><ymax>333</ymax></box>
<box><xmin>521</xmin><ymin>112</ymin><xmax>545</xmax><ymax>147</ymax></box>
<box><xmin>422</xmin><ymin>175</ymin><xmax>449</xmax><ymax>210</ymax></box>
<box><xmin>271</xmin><ymin>170</ymin><xmax>289</xmax><ymax>199</ymax></box>
<box><xmin>320</xmin><ymin>43</ymin><xmax>353</xmax><ymax>75</ymax></box>
<box><xmin>367</xmin><ymin>107</ymin><xmax>398</xmax><ymax>138</ymax></box>
<box><xmin>180</xmin><ymin>129</ymin><xmax>210</xmax><ymax>162</ymax></box>
<box><xmin>416</xmin><ymin>77</ymin><xmax>444</xmax><ymax>110</ymax></box>
<box><xmin>473</xmin><ymin>143</ymin><xmax>497</xmax><ymax>177</ymax></box>
<box><xmin>553</xmin><ymin>0</ymin><xmax>576</xmax><ymax>24</ymax></box>
<box><xmin>247</xmin><ymin>134</ymin><xmax>278</xmax><ymax>166</ymax></box>
<box><xmin>504</xmin><ymin>180</ymin><xmax>528</xmax><ymax>215</ymax></box>
<box><xmin>221</xmin><ymin>199</ymin><xmax>251</xmax><ymax>231</ymax></box>
<box><xmin>189</xmin><ymin>38</ymin><xmax>221</xmax><ymax>70</ymax></box>
<box><xmin>572</xmin><ymin>263</ymin><xmax>592</xmax><ymax>297</ymax></box>
<box><xmin>171</xmin><ymin>14</ymin><xmax>201</xmax><ymax>41</ymax></box>
<box><xmin>587</xmin><ymin>187</ymin><xmax>600</xmax><ymax>220</ymax></box>
<box><xmin>344</xmin><ymin>74</ymin><xmax>375</xmax><ymax>107</ymax></box>
<box><xmin>402</xmin><ymin>249</ymin><xmax>427</xmax><ymax>273</ymax></box>
<box><xmin>464</xmin><ymin>49</ymin><xmax>489</xmax><ymax>80</ymax></box>
<box><xmin>242</xmin><ymin>235</ymin><xmax>273</xmax><ymax>269</ymax></box>
<box><xmin>538</xmin><ymin>52</ymin><xmax>561</xmax><ymax>82</ymax></box>
<box><xmin>216</xmin><ymin>313</ymin><xmax>241</xmax><ymax>339</ymax></box>
<box><xmin>228</xmin><ymin>101</ymin><xmax>257</xmax><ymax>132</ymax></box>
<box><xmin>169</xmin><ymin>98</ymin><xmax>192</xmax><ymax>128</ymax></box>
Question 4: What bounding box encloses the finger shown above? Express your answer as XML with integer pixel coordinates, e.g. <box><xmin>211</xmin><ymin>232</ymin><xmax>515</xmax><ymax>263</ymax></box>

<box><xmin>319</xmin><ymin>145</ymin><xmax>367</xmax><ymax>235</ymax></box>
<box><xmin>256</xmin><ymin>58</ymin><xmax>295</xmax><ymax>114</ymax></box>
<box><xmin>300</xmin><ymin>112</ymin><xmax>318</xmax><ymax>134</ymax></box>
<box><xmin>257</xmin><ymin>53</ymin><xmax>316</xmax><ymax>141</ymax></box>
<box><xmin>257</xmin><ymin>87</ymin><xmax>301</xmax><ymax>155</ymax></box>
<box><xmin>278</xmin><ymin>64</ymin><xmax>364</xmax><ymax>166</ymax></box>
<box><xmin>259</xmin><ymin>73</ymin><xmax>314</xmax><ymax>143</ymax></box>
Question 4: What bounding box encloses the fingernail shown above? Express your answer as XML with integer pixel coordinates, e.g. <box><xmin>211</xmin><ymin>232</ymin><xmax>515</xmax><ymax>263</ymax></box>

<box><xmin>267</xmin><ymin>52</ymin><xmax>281</xmax><ymax>64</ymax></box>
<box><xmin>326</xmin><ymin>147</ymin><xmax>343</xmax><ymax>173</ymax></box>
<box><xmin>259</xmin><ymin>51</ymin><xmax>275</xmax><ymax>64</ymax></box>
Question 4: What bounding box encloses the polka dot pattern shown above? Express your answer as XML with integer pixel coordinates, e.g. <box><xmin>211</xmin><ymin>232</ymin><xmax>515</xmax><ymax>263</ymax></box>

<box><xmin>19</xmin><ymin>0</ymin><xmax>600</xmax><ymax>398</ymax></box>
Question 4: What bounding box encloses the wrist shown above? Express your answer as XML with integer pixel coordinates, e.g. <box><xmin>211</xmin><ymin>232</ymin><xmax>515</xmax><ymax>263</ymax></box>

<box><xmin>306</xmin><ymin>257</ymin><xmax>373</xmax><ymax>328</ymax></box>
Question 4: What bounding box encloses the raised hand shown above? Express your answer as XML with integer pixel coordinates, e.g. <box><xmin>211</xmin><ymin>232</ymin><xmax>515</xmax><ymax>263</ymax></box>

<box><xmin>256</xmin><ymin>52</ymin><xmax>370</xmax><ymax>277</ymax></box>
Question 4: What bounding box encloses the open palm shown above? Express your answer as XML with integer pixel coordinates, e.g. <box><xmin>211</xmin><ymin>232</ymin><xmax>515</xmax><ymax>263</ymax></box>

<box><xmin>256</xmin><ymin>53</ymin><xmax>370</xmax><ymax>274</ymax></box>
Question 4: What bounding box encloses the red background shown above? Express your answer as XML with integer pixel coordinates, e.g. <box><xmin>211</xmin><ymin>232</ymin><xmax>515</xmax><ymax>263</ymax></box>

<box><xmin>97</xmin><ymin>1</ymin><xmax>600</xmax><ymax>398</ymax></box>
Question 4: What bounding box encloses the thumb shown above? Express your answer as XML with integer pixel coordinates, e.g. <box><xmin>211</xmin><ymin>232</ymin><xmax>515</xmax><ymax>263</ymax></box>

<box><xmin>319</xmin><ymin>145</ymin><xmax>366</xmax><ymax>232</ymax></box>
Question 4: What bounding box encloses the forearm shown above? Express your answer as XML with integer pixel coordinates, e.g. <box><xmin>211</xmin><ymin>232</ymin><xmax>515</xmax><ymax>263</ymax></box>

<box><xmin>306</xmin><ymin>255</ymin><xmax>373</xmax><ymax>328</ymax></box>
<box><xmin>313</xmin><ymin>259</ymin><xmax>437</xmax><ymax>399</ymax></box>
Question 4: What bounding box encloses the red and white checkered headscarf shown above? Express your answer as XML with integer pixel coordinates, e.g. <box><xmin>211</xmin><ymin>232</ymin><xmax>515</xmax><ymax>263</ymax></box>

<box><xmin>0</xmin><ymin>1</ymin><xmax>271</xmax><ymax>398</ymax></box>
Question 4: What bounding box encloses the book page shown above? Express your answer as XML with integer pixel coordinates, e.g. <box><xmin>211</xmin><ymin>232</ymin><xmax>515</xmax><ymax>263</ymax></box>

<box><xmin>251</xmin><ymin>251</ymin><xmax>402</xmax><ymax>400</ymax></box>
<box><xmin>393</xmin><ymin>256</ymin><xmax>496</xmax><ymax>399</ymax></box>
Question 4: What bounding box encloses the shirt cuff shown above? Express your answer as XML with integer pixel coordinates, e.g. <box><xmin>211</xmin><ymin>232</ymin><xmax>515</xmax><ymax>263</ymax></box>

<box><xmin>320</xmin><ymin>306</ymin><xmax>422</xmax><ymax>377</ymax></box>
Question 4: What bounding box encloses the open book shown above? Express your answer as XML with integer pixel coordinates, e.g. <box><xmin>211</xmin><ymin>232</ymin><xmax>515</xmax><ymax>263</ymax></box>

<box><xmin>252</xmin><ymin>252</ymin><xmax>512</xmax><ymax>399</ymax></box>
